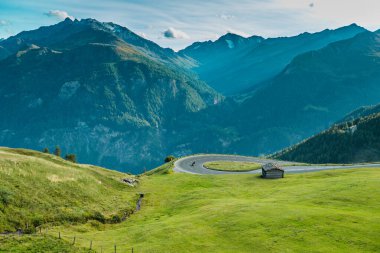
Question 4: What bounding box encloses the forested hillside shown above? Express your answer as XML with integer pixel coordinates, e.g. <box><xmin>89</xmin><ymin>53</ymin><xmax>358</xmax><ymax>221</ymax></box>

<box><xmin>274</xmin><ymin>111</ymin><xmax>380</xmax><ymax>163</ymax></box>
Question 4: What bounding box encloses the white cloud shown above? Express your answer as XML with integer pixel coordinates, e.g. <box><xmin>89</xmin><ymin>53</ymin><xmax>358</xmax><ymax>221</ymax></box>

<box><xmin>163</xmin><ymin>27</ymin><xmax>189</xmax><ymax>39</ymax></box>
<box><xmin>0</xmin><ymin>20</ymin><xmax>9</xmax><ymax>26</ymax></box>
<box><xmin>2</xmin><ymin>0</ymin><xmax>380</xmax><ymax>50</ymax></box>
<box><xmin>218</xmin><ymin>13</ymin><xmax>234</xmax><ymax>20</ymax></box>
<box><xmin>44</xmin><ymin>10</ymin><xmax>74</xmax><ymax>20</ymax></box>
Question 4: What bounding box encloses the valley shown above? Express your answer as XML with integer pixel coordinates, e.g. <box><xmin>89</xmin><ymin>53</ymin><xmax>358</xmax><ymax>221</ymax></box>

<box><xmin>1</xmin><ymin>5</ymin><xmax>380</xmax><ymax>252</ymax></box>
<box><xmin>1</xmin><ymin>19</ymin><xmax>380</xmax><ymax>173</ymax></box>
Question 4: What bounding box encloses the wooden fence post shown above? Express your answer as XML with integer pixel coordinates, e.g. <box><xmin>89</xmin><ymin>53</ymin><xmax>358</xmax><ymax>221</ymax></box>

<box><xmin>114</xmin><ymin>244</ymin><xmax>117</xmax><ymax>253</ymax></box>
<box><xmin>73</xmin><ymin>236</ymin><xmax>76</xmax><ymax>245</ymax></box>
<box><xmin>89</xmin><ymin>240</ymin><xmax>92</xmax><ymax>250</ymax></box>
<box><xmin>58</xmin><ymin>232</ymin><xmax>61</xmax><ymax>239</ymax></box>
<box><xmin>131</xmin><ymin>247</ymin><xmax>134</xmax><ymax>253</ymax></box>
<box><xmin>39</xmin><ymin>227</ymin><xmax>42</xmax><ymax>234</ymax></box>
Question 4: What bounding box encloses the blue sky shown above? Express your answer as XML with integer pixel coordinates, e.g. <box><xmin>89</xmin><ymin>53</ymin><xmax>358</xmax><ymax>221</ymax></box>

<box><xmin>0</xmin><ymin>0</ymin><xmax>379</xmax><ymax>50</ymax></box>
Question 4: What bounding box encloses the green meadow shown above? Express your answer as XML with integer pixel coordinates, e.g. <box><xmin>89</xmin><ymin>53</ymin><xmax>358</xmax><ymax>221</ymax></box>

<box><xmin>204</xmin><ymin>160</ymin><xmax>262</xmax><ymax>172</ymax></box>
<box><xmin>1</xmin><ymin>148</ymin><xmax>380</xmax><ymax>252</ymax></box>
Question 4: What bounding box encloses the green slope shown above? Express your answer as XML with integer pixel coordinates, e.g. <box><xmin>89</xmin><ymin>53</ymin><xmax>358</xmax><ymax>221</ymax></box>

<box><xmin>1</xmin><ymin>148</ymin><xmax>380</xmax><ymax>252</ymax></box>
<box><xmin>0</xmin><ymin>147</ymin><xmax>138</xmax><ymax>233</ymax></box>
<box><xmin>53</xmin><ymin>164</ymin><xmax>380</xmax><ymax>252</ymax></box>
<box><xmin>274</xmin><ymin>111</ymin><xmax>380</xmax><ymax>164</ymax></box>
<box><xmin>0</xmin><ymin>236</ymin><xmax>93</xmax><ymax>253</ymax></box>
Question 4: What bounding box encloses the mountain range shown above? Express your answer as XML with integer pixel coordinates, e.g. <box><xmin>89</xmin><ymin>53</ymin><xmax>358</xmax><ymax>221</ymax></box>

<box><xmin>1</xmin><ymin>18</ymin><xmax>380</xmax><ymax>172</ymax></box>
<box><xmin>179</xmin><ymin>24</ymin><xmax>367</xmax><ymax>94</ymax></box>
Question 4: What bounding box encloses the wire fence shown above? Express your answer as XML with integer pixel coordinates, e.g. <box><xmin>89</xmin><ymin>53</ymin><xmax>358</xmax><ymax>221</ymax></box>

<box><xmin>1</xmin><ymin>230</ymin><xmax>138</xmax><ymax>253</ymax></box>
<box><xmin>59</xmin><ymin>233</ymin><xmax>135</xmax><ymax>253</ymax></box>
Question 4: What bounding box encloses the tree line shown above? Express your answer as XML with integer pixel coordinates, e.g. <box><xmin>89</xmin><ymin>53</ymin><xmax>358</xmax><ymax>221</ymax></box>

<box><xmin>275</xmin><ymin>113</ymin><xmax>380</xmax><ymax>164</ymax></box>
<box><xmin>42</xmin><ymin>146</ymin><xmax>77</xmax><ymax>163</ymax></box>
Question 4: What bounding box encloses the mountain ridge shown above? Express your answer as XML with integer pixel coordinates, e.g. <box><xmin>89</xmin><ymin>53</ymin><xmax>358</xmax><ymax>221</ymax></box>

<box><xmin>1</xmin><ymin>19</ymin><xmax>380</xmax><ymax>172</ymax></box>
<box><xmin>180</xmin><ymin>23</ymin><xmax>367</xmax><ymax>94</ymax></box>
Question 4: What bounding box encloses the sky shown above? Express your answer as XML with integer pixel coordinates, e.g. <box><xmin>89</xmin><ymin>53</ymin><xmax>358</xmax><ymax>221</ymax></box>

<box><xmin>0</xmin><ymin>0</ymin><xmax>379</xmax><ymax>50</ymax></box>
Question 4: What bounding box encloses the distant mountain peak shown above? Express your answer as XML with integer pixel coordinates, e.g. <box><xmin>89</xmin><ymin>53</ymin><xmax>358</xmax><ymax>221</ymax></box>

<box><xmin>220</xmin><ymin>32</ymin><xmax>244</xmax><ymax>39</ymax></box>
<box><xmin>348</xmin><ymin>23</ymin><xmax>361</xmax><ymax>28</ymax></box>
<box><xmin>63</xmin><ymin>17</ymin><xmax>74</xmax><ymax>23</ymax></box>
<box><xmin>338</xmin><ymin>23</ymin><xmax>366</xmax><ymax>31</ymax></box>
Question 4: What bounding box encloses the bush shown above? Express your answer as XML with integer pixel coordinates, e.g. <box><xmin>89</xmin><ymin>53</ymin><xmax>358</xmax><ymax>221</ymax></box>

<box><xmin>92</xmin><ymin>211</ymin><xmax>105</xmax><ymax>223</ymax></box>
<box><xmin>109</xmin><ymin>214</ymin><xmax>121</xmax><ymax>224</ymax></box>
<box><xmin>42</xmin><ymin>148</ymin><xmax>50</xmax><ymax>154</ymax></box>
<box><xmin>65</xmin><ymin>154</ymin><xmax>77</xmax><ymax>163</ymax></box>
<box><xmin>31</xmin><ymin>216</ymin><xmax>43</xmax><ymax>228</ymax></box>
<box><xmin>0</xmin><ymin>188</ymin><xmax>12</xmax><ymax>205</ymax></box>
<box><xmin>164</xmin><ymin>155</ymin><xmax>175</xmax><ymax>163</ymax></box>
<box><xmin>24</xmin><ymin>225</ymin><xmax>36</xmax><ymax>234</ymax></box>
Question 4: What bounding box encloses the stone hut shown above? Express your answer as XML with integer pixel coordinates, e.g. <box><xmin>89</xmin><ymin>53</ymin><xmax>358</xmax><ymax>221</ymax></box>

<box><xmin>262</xmin><ymin>163</ymin><xmax>284</xmax><ymax>179</ymax></box>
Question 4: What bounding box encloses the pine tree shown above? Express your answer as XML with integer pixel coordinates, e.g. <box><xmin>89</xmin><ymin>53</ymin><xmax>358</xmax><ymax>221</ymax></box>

<box><xmin>43</xmin><ymin>148</ymin><xmax>50</xmax><ymax>154</ymax></box>
<box><xmin>54</xmin><ymin>146</ymin><xmax>61</xmax><ymax>157</ymax></box>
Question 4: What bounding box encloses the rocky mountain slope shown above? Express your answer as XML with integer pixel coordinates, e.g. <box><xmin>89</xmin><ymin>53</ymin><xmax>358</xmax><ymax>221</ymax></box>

<box><xmin>171</xmin><ymin>29</ymin><xmax>380</xmax><ymax>158</ymax></box>
<box><xmin>0</xmin><ymin>18</ymin><xmax>221</xmax><ymax>173</ymax></box>
<box><xmin>221</xmin><ymin>29</ymin><xmax>380</xmax><ymax>156</ymax></box>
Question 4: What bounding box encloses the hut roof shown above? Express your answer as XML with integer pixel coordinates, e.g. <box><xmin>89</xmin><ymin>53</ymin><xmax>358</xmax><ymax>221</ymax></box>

<box><xmin>262</xmin><ymin>163</ymin><xmax>284</xmax><ymax>172</ymax></box>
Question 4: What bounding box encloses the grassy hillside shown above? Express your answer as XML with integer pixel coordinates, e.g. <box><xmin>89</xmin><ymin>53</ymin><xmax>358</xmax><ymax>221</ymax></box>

<box><xmin>0</xmin><ymin>147</ymin><xmax>138</xmax><ymax>234</ymax></box>
<box><xmin>2</xmin><ymin>148</ymin><xmax>380</xmax><ymax>252</ymax></box>
<box><xmin>0</xmin><ymin>235</ymin><xmax>93</xmax><ymax>253</ymax></box>
<box><xmin>51</xmin><ymin>165</ymin><xmax>380</xmax><ymax>252</ymax></box>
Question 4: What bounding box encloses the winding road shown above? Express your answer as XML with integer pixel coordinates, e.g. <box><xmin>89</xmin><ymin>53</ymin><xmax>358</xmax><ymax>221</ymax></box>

<box><xmin>174</xmin><ymin>154</ymin><xmax>380</xmax><ymax>175</ymax></box>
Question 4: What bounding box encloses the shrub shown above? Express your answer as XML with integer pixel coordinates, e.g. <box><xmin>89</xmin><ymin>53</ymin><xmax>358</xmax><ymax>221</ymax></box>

<box><xmin>0</xmin><ymin>188</ymin><xmax>12</xmax><ymax>205</ymax></box>
<box><xmin>164</xmin><ymin>155</ymin><xmax>175</xmax><ymax>163</ymax></box>
<box><xmin>24</xmin><ymin>225</ymin><xmax>36</xmax><ymax>234</ymax></box>
<box><xmin>109</xmin><ymin>214</ymin><xmax>121</xmax><ymax>224</ymax></box>
<box><xmin>92</xmin><ymin>211</ymin><xmax>105</xmax><ymax>223</ymax></box>
<box><xmin>65</xmin><ymin>154</ymin><xmax>77</xmax><ymax>163</ymax></box>
<box><xmin>42</xmin><ymin>148</ymin><xmax>50</xmax><ymax>153</ymax></box>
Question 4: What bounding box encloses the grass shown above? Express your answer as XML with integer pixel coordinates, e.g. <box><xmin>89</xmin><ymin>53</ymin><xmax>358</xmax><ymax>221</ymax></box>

<box><xmin>203</xmin><ymin>160</ymin><xmax>262</xmax><ymax>172</ymax></box>
<box><xmin>0</xmin><ymin>235</ymin><xmax>93</xmax><ymax>253</ymax></box>
<box><xmin>0</xmin><ymin>147</ymin><xmax>139</xmax><ymax>234</ymax></box>
<box><xmin>51</xmin><ymin>166</ymin><xmax>380</xmax><ymax>252</ymax></box>
<box><xmin>2</xmin><ymin>149</ymin><xmax>380</xmax><ymax>252</ymax></box>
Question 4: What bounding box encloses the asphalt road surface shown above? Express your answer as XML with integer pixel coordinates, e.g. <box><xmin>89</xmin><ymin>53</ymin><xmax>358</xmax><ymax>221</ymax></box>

<box><xmin>173</xmin><ymin>154</ymin><xmax>380</xmax><ymax>175</ymax></box>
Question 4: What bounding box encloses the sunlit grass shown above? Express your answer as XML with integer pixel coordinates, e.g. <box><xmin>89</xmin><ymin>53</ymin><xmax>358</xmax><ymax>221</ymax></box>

<box><xmin>204</xmin><ymin>160</ymin><xmax>262</xmax><ymax>172</ymax></box>
<box><xmin>51</xmin><ymin>167</ymin><xmax>380</xmax><ymax>252</ymax></box>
